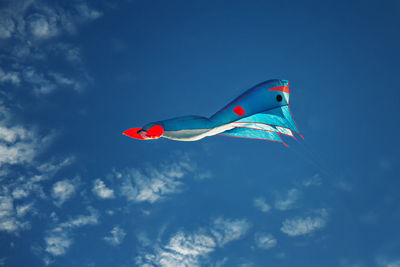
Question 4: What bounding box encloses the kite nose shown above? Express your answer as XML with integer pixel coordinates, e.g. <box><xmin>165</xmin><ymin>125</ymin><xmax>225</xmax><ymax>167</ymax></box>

<box><xmin>123</xmin><ymin>128</ymin><xmax>146</xmax><ymax>140</ymax></box>
<box><xmin>122</xmin><ymin>125</ymin><xmax>164</xmax><ymax>140</ymax></box>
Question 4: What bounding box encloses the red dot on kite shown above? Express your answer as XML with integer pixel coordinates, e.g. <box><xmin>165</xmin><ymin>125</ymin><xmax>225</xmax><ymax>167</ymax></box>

<box><xmin>145</xmin><ymin>125</ymin><xmax>164</xmax><ymax>138</ymax></box>
<box><xmin>233</xmin><ymin>106</ymin><xmax>245</xmax><ymax>116</ymax></box>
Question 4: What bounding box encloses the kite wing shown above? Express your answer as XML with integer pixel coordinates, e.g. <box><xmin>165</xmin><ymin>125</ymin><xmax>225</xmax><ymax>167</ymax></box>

<box><xmin>235</xmin><ymin>105</ymin><xmax>300</xmax><ymax>134</ymax></box>
<box><xmin>218</xmin><ymin>105</ymin><xmax>302</xmax><ymax>146</ymax></box>
<box><xmin>218</xmin><ymin>126</ymin><xmax>286</xmax><ymax>145</ymax></box>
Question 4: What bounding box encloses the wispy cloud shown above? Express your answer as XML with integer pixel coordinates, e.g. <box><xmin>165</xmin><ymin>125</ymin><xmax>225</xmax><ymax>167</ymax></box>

<box><xmin>117</xmin><ymin>157</ymin><xmax>200</xmax><ymax>204</ymax></box>
<box><xmin>0</xmin><ymin>0</ymin><xmax>101</xmax><ymax>96</ymax></box>
<box><xmin>253</xmin><ymin>197</ymin><xmax>271</xmax><ymax>213</ymax></box>
<box><xmin>0</xmin><ymin>151</ymin><xmax>73</xmax><ymax>234</ymax></box>
<box><xmin>302</xmin><ymin>173</ymin><xmax>322</xmax><ymax>187</ymax></box>
<box><xmin>0</xmin><ymin>108</ymin><xmax>46</xmax><ymax>167</ymax></box>
<box><xmin>21</xmin><ymin>67</ymin><xmax>83</xmax><ymax>95</ymax></box>
<box><xmin>375</xmin><ymin>256</ymin><xmax>400</xmax><ymax>267</ymax></box>
<box><xmin>0</xmin><ymin>195</ymin><xmax>29</xmax><ymax>233</ymax></box>
<box><xmin>92</xmin><ymin>179</ymin><xmax>114</xmax><ymax>199</ymax></box>
<box><xmin>8</xmin><ymin>157</ymin><xmax>74</xmax><ymax>202</ymax></box>
<box><xmin>51</xmin><ymin>179</ymin><xmax>77</xmax><ymax>207</ymax></box>
<box><xmin>137</xmin><ymin>217</ymin><xmax>250</xmax><ymax>267</ymax></box>
<box><xmin>0</xmin><ymin>68</ymin><xmax>20</xmax><ymax>85</ymax></box>
<box><xmin>104</xmin><ymin>226</ymin><xmax>126</xmax><ymax>246</ymax></box>
<box><xmin>280</xmin><ymin>209</ymin><xmax>328</xmax><ymax>237</ymax></box>
<box><xmin>44</xmin><ymin>230</ymin><xmax>72</xmax><ymax>257</ymax></box>
<box><xmin>211</xmin><ymin>217</ymin><xmax>251</xmax><ymax>247</ymax></box>
<box><xmin>16</xmin><ymin>202</ymin><xmax>35</xmax><ymax>217</ymax></box>
<box><xmin>274</xmin><ymin>188</ymin><xmax>301</xmax><ymax>211</ymax></box>
<box><xmin>44</xmin><ymin>208</ymin><xmax>99</xmax><ymax>258</ymax></box>
<box><xmin>0</xmin><ymin>105</ymin><xmax>64</xmax><ymax>175</ymax></box>
<box><xmin>0</xmin><ymin>0</ymin><xmax>102</xmax><ymax>40</ymax></box>
<box><xmin>254</xmin><ymin>233</ymin><xmax>277</xmax><ymax>250</ymax></box>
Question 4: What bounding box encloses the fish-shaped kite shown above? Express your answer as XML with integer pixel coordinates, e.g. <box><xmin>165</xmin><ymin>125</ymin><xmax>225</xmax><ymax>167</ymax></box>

<box><xmin>123</xmin><ymin>79</ymin><xmax>302</xmax><ymax>146</ymax></box>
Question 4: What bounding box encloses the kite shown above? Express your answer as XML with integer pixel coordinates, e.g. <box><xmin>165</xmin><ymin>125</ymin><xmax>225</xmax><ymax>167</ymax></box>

<box><xmin>123</xmin><ymin>79</ymin><xmax>302</xmax><ymax>146</ymax></box>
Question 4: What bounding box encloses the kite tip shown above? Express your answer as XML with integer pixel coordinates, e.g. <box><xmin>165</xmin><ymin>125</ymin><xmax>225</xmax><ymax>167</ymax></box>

<box><xmin>123</xmin><ymin>128</ymin><xmax>146</xmax><ymax>140</ymax></box>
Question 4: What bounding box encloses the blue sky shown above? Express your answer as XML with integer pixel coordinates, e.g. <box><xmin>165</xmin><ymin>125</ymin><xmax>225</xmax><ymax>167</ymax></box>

<box><xmin>1</xmin><ymin>0</ymin><xmax>399</xmax><ymax>266</ymax></box>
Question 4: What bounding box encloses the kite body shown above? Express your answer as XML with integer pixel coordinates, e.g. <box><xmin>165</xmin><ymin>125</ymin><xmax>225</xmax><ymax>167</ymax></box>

<box><xmin>123</xmin><ymin>79</ymin><xmax>301</xmax><ymax>145</ymax></box>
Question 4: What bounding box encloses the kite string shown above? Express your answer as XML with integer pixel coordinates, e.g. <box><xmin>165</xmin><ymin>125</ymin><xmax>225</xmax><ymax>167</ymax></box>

<box><xmin>289</xmin><ymin>136</ymin><xmax>342</xmax><ymax>182</ymax></box>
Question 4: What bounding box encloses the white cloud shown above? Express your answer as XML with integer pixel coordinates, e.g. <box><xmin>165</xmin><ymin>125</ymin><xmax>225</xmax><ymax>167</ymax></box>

<box><xmin>16</xmin><ymin>202</ymin><xmax>34</xmax><ymax>217</ymax></box>
<box><xmin>11</xmin><ymin>188</ymin><xmax>29</xmax><ymax>199</ymax></box>
<box><xmin>0</xmin><ymin>0</ymin><xmax>100</xmax><ymax>97</ymax></box>
<box><xmin>5</xmin><ymin>156</ymin><xmax>73</xmax><ymax>204</ymax></box>
<box><xmin>28</xmin><ymin>13</ymin><xmax>58</xmax><ymax>39</ymax></box>
<box><xmin>65</xmin><ymin>46</ymin><xmax>82</xmax><ymax>64</ymax></box>
<box><xmin>76</xmin><ymin>3</ymin><xmax>103</xmax><ymax>20</ymax></box>
<box><xmin>0</xmin><ymin>68</ymin><xmax>20</xmax><ymax>86</ymax></box>
<box><xmin>254</xmin><ymin>233</ymin><xmax>277</xmax><ymax>250</ymax></box>
<box><xmin>274</xmin><ymin>188</ymin><xmax>301</xmax><ymax>211</ymax></box>
<box><xmin>22</xmin><ymin>68</ymin><xmax>82</xmax><ymax>95</ymax></box>
<box><xmin>280</xmin><ymin>209</ymin><xmax>328</xmax><ymax>237</ymax></box>
<box><xmin>137</xmin><ymin>217</ymin><xmax>250</xmax><ymax>267</ymax></box>
<box><xmin>211</xmin><ymin>217</ymin><xmax>251</xmax><ymax>247</ymax></box>
<box><xmin>0</xmin><ymin>0</ymin><xmax>102</xmax><ymax>40</ymax></box>
<box><xmin>0</xmin><ymin>195</ymin><xmax>29</xmax><ymax>233</ymax></box>
<box><xmin>37</xmin><ymin>156</ymin><xmax>74</xmax><ymax>174</ymax></box>
<box><xmin>58</xmin><ymin>208</ymin><xmax>99</xmax><ymax>229</ymax></box>
<box><xmin>44</xmin><ymin>208</ymin><xmax>99</xmax><ymax>257</ymax></box>
<box><xmin>92</xmin><ymin>179</ymin><xmax>114</xmax><ymax>199</ymax></box>
<box><xmin>0</xmin><ymin>195</ymin><xmax>18</xmax><ymax>232</ymax></box>
<box><xmin>104</xmin><ymin>226</ymin><xmax>126</xmax><ymax>246</ymax></box>
<box><xmin>137</xmin><ymin>232</ymin><xmax>214</xmax><ymax>267</ymax></box>
<box><xmin>119</xmin><ymin>158</ymin><xmax>198</xmax><ymax>204</ymax></box>
<box><xmin>302</xmin><ymin>173</ymin><xmax>322</xmax><ymax>187</ymax></box>
<box><xmin>0</xmin><ymin>119</ymin><xmax>72</xmax><ymax>234</ymax></box>
<box><xmin>0</xmin><ymin>107</ymin><xmax>47</xmax><ymax>167</ymax></box>
<box><xmin>48</xmin><ymin>72</ymin><xmax>83</xmax><ymax>92</ymax></box>
<box><xmin>45</xmin><ymin>230</ymin><xmax>72</xmax><ymax>256</ymax></box>
<box><xmin>167</xmin><ymin>232</ymin><xmax>216</xmax><ymax>257</ymax></box>
<box><xmin>51</xmin><ymin>179</ymin><xmax>76</xmax><ymax>206</ymax></box>
<box><xmin>0</xmin><ymin>16</ymin><xmax>15</xmax><ymax>38</ymax></box>
<box><xmin>253</xmin><ymin>197</ymin><xmax>271</xmax><ymax>213</ymax></box>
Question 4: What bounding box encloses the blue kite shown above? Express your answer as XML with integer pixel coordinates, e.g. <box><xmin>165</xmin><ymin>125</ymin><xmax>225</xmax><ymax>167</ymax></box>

<box><xmin>123</xmin><ymin>79</ymin><xmax>302</xmax><ymax>146</ymax></box>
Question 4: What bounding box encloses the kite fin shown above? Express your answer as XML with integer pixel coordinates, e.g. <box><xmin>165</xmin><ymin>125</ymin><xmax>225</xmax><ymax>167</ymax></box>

<box><xmin>236</xmin><ymin>105</ymin><xmax>302</xmax><ymax>138</ymax></box>
<box><xmin>218</xmin><ymin>126</ymin><xmax>287</xmax><ymax>146</ymax></box>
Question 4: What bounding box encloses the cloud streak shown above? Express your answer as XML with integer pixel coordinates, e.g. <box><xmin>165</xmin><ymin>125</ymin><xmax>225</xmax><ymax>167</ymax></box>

<box><xmin>104</xmin><ymin>226</ymin><xmax>126</xmax><ymax>246</ymax></box>
<box><xmin>137</xmin><ymin>217</ymin><xmax>250</xmax><ymax>267</ymax></box>
<box><xmin>51</xmin><ymin>179</ymin><xmax>77</xmax><ymax>207</ymax></box>
<box><xmin>253</xmin><ymin>197</ymin><xmax>271</xmax><ymax>213</ymax></box>
<box><xmin>117</xmin><ymin>157</ymin><xmax>199</xmax><ymax>204</ymax></box>
<box><xmin>0</xmin><ymin>195</ymin><xmax>29</xmax><ymax>233</ymax></box>
<box><xmin>254</xmin><ymin>233</ymin><xmax>277</xmax><ymax>250</ymax></box>
<box><xmin>92</xmin><ymin>179</ymin><xmax>114</xmax><ymax>199</ymax></box>
<box><xmin>44</xmin><ymin>208</ymin><xmax>99</xmax><ymax>258</ymax></box>
<box><xmin>0</xmin><ymin>0</ymin><xmax>101</xmax><ymax>96</ymax></box>
<box><xmin>280</xmin><ymin>209</ymin><xmax>328</xmax><ymax>237</ymax></box>
<box><xmin>274</xmin><ymin>188</ymin><xmax>301</xmax><ymax>211</ymax></box>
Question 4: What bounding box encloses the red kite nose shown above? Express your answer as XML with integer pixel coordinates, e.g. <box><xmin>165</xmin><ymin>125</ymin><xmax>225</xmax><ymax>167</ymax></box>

<box><xmin>123</xmin><ymin>128</ymin><xmax>146</xmax><ymax>140</ymax></box>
